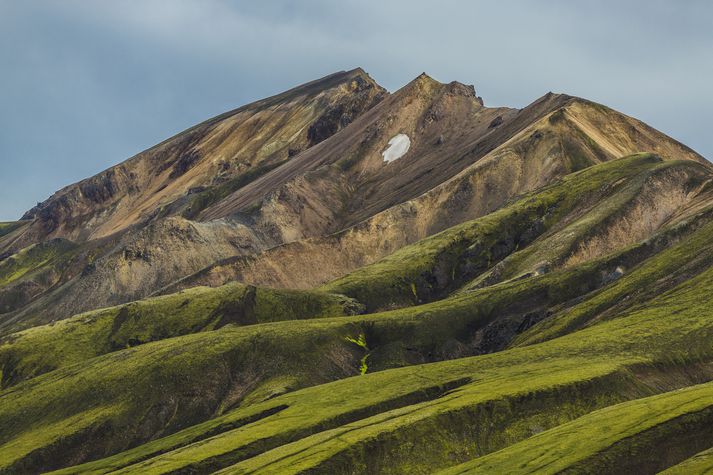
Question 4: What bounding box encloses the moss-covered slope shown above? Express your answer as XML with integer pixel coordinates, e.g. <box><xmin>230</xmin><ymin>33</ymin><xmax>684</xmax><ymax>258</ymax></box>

<box><xmin>0</xmin><ymin>282</ymin><xmax>361</xmax><ymax>388</ymax></box>
<box><xmin>29</xmin><ymin>254</ymin><xmax>713</xmax><ymax>474</ymax></box>
<box><xmin>440</xmin><ymin>380</ymin><xmax>713</xmax><ymax>474</ymax></box>
<box><xmin>2</xmin><ymin>156</ymin><xmax>713</xmax><ymax>473</ymax></box>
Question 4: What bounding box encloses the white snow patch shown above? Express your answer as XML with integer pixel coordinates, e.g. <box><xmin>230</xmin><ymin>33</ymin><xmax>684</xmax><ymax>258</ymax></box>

<box><xmin>382</xmin><ymin>134</ymin><xmax>411</xmax><ymax>163</ymax></box>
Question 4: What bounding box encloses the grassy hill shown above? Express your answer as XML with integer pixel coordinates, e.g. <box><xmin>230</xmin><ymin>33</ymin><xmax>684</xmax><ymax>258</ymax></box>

<box><xmin>2</xmin><ymin>155</ymin><xmax>713</xmax><ymax>473</ymax></box>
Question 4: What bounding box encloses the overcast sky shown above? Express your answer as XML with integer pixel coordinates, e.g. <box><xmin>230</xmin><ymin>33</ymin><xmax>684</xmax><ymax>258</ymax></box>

<box><xmin>1</xmin><ymin>0</ymin><xmax>711</xmax><ymax>220</ymax></box>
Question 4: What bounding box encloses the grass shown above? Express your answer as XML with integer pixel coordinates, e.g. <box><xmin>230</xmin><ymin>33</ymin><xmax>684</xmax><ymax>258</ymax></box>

<box><xmin>0</xmin><ymin>249</ymin><xmax>630</xmax><ymax>468</ymax></box>
<box><xmin>38</xmin><ymin>354</ymin><xmax>637</xmax><ymax>474</ymax></box>
<box><xmin>0</xmin><ymin>282</ymin><xmax>362</xmax><ymax>387</ymax></box>
<box><xmin>0</xmin><ymin>239</ymin><xmax>77</xmax><ymax>288</ymax></box>
<box><xmin>2</xmin><ymin>156</ymin><xmax>713</xmax><ymax>472</ymax></box>
<box><xmin>2</xmin><ymin>227</ymin><xmax>713</xmax><ymax>472</ymax></box>
<box><xmin>0</xmin><ymin>221</ymin><xmax>26</xmax><ymax>240</ymax></box>
<box><xmin>662</xmin><ymin>446</ymin><xmax>713</xmax><ymax>474</ymax></box>
<box><xmin>211</xmin><ymin>262</ymin><xmax>713</xmax><ymax>474</ymax></box>
<box><xmin>322</xmin><ymin>154</ymin><xmax>684</xmax><ymax>311</ymax></box>
<box><xmin>461</xmin><ymin>156</ymin><xmax>707</xmax><ymax>290</ymax></box>
<box><xmin>513</xmin><ymin>208</ymin><xmax>713</xmax><ymax>347</ymax></box>
<box><xmin>439</xmin><ymin>380</ymin><xmax>713</xmax><ymax>474</ymax></box>
<box><xmin>345</xmin><ymin>333</ymin><xmax>369</xmax><ymax>374</ymax></box>
<box><xmin>38</xmin><ymin>255</ymin><xmax>713</xmax><ymax>473</ymax></box>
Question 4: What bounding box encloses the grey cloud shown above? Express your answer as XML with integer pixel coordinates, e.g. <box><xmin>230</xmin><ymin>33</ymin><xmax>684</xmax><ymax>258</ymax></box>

<box><xmin>1</xmin><ymin>0</ymin><xmax>711</xmax><ymax>220</ymax></box>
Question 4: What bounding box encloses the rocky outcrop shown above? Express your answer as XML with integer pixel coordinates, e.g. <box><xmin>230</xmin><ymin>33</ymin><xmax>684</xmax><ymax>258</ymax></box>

<box><xmin>19</xmin><ymin>68</ymin><xmax>386</xmax><ymax>244</ymax></box>
<box><xmin>307</xmin><ymin>73</ymin><xmax>386</xmax><ymax>146</ymax></box>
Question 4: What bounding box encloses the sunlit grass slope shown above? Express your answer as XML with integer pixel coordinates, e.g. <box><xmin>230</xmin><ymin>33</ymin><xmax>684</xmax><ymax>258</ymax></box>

<box><xmin>2</xmin><ymin>156</ymin><xmax>713</xmax><ymax>473</ymax></box>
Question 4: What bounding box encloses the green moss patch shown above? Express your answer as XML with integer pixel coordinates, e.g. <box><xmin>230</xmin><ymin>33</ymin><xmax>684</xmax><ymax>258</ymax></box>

<box><xmin>441</xmin><ymin>381</ymin><xmax>713</xmax><ymax>474</ymax></box>
<box><xmin>0</xmin><ymin>282</ymin><xmax>362</xmax><ymax>387</ymax></box>
<box><xmin>0</xmin><ymin>239</ymin><xmax>76</xmax><ymax>288</ymax></box>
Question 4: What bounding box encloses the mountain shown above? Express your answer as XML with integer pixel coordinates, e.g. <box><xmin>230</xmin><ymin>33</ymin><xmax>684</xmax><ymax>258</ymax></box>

<box><xmin>1</xmin><ymin>69</ymin><xmax>713</xmax><ymax>474</ymax></box>
<box><xmin>19</xmin><ymin>68</ymin><xmax>387</xmax><ymax>243</ymax></box>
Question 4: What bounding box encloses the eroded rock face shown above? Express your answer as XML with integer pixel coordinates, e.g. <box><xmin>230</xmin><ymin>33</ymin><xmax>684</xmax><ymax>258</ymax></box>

<box><xmin>199</xmin><ymin>72</ymin><xmax>518</xmax><ymax>241</ymax></box>
<box><xmin>3</xmin><ymin>69</ymin><xmax>708</xmax><ymax>328</ymax></box>
<box><xmin>19</xmin><ymin>68</ymin><xmax>387</xmax><ymax>245</ymax></box>
<box><xmin>168</xmin><ymin>151</ymin><xmax>202</xmax><ymax>179</ymax></box>
<box><xmin>307</xmin><ymin>75</ymin><xmax>386</xmax><ymax>146</ymax></box>
<box><xmin>78</xmin><ymin>170</ymin><xmax>119</xmax><ymax>204</ymax></box>
<box><xmin>489</xmin><ymin>116</ymin><xmax>503</xmax><ymax>128</ymax></box>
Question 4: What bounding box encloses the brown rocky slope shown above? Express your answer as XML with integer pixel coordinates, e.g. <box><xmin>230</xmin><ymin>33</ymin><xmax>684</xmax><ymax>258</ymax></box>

<box><xmin>0</xmin><ymin>69</ymin><xmax>706</xmax><ymax>332</ymax></box>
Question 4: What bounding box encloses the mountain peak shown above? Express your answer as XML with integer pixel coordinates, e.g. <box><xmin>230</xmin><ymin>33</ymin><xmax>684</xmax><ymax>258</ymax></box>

<box><xmin>397</xmin><ymin>72</ymin><xmax>483</xmax><ymax>105</ymax></box>
<box><xmin>343</xmin><ymin>67</ymin><xmax>384</xmax><ymax>93</ymax></box>
<box><xmin>396</xmin><ymin>72</ymin><xmax>442</xmax><ymax>95</ymax></box>
<box><xmin>4</xmin><ymin>66</ymin><xmax>713</xmax><ymax>475</ymax></box>
<box><xmin>347</xmin><ymin>66</ymin><xmax>368</xmax><ymax>76</ymax></box>
<box><xmin>446</xmin><ymin>80</ymin><xmax>483</xmax><ymax>105</ymax></box>
<box><xmin>416</xmin><ymin>71</ymin><xmax>434</xmax><ymax>81</ymax></box>
<box><xmin>342</xmin><ymin>67</ymin><xmax>373</xmax><ymax>83</ymax></box>
<box><xmin>17</xmin><ymin>68</ymin><xmax>387</xmax><ymax>241</ymax></box>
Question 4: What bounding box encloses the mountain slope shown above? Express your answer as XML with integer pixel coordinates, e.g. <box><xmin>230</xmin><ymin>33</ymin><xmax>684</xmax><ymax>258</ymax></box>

<box><xmin>1</xmin><ymin>69</ymin><xmax>712</xmax><ymax>474</ymax></box>
<box><xmin>3</xmin><ymin>71</ymin><xmax>704</xmax><ymax>330</ymax></box>
<box><xmin>15</xmin><ymin>68</ymin><xmax>386</xmax><ymax>246</ymax></box>
<box><xmin>74</xmin><ymin>201</ymin><xmax>713</xmax><ymax>473</ymax></box>
<box><xmin>3</xmin><ymin>156</ymin><xmax>713</xmax><ymax>473</ymax></box>
<box><xmin>0</xmin><ymin>70</ymin><xmax>385</xmax><ymax>331</ymax></box>
<box><xmin>159</xmin><ymin>95</ymin><xmax>706</xmax><ymax>294</ymax></box>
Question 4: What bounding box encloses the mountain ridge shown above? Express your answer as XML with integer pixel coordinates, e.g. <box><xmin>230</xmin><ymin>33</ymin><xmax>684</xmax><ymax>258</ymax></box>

<box><xmin>18</xmin><ymin>68</ymin><xmax>386</xmax><ymax>243</ymax></box>
<box><xmin>0</xmin><ymin>70</ymin><xmax>706</xmax><ymax>330</ymax></box>
<box><xmin>2</xmin><ymin>68</ymin><xmax>713</xmax><ymax>474</ymax></box>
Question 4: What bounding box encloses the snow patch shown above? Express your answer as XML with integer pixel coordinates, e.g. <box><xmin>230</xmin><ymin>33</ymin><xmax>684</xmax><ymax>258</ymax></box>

<box><xmin>382</xmin><ymin>134</ymin><xmax>411</xmax><ymax>163</ymax></box>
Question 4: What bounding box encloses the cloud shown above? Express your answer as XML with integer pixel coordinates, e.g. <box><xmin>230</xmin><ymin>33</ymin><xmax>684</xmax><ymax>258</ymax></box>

<box><xmin>0</xmin><ymin>0</ymin><xmax>711</xmax><ymax>220</ymax></box>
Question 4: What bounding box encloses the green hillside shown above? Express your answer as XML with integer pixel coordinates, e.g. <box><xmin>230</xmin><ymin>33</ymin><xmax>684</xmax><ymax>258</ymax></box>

<box><xmin>2</xmin><ymin>155</ymin><xmax>713</xmax><ymax>473</ymax></box>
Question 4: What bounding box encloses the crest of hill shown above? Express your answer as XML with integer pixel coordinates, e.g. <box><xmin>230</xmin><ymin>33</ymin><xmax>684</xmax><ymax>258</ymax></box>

<box><xmin>16</xmin><ymin>68</ymin><xmax>386</xmax><ymax>245</ymax></box>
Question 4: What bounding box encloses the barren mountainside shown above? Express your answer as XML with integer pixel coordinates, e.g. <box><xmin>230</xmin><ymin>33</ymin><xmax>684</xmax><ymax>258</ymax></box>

<box><xmin>1</xmin><ymin>69</ymin><xmax>713</xmax><ymax>474</ymax></box>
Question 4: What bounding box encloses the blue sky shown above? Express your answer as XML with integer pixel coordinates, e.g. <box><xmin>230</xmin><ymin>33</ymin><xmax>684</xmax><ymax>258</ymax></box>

<box><xmin>1</xmin><ymin>0</ymin><xmax>711</xmax><ymax>220</ymax></box>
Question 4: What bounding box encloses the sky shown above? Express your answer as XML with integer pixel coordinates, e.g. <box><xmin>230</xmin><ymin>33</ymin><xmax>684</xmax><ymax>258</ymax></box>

<box><xmin>1</xmin><ymin>1</ymin><xmax>711</xmax><ymax>221</ymax></box>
